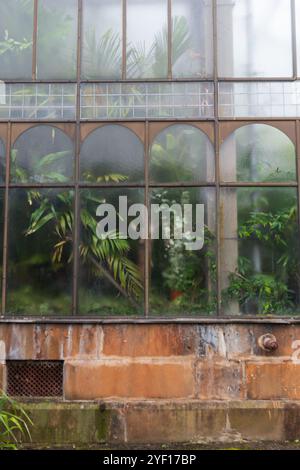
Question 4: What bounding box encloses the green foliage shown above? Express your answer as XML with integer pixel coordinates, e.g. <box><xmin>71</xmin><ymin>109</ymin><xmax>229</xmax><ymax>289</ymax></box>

<box><xmin>83</xmin><ymin>28</ymin><xmax>122</xmax><ymax>79</ymax></box>
<box><xmin>0</xmin><ymin>392</ymin><xmax>33</xmax><ymax>450</ymax></box>
<box><xmin>225</xmin><ymin>205</ymin><xmax>300</xmax><ymax>315</ymax></box>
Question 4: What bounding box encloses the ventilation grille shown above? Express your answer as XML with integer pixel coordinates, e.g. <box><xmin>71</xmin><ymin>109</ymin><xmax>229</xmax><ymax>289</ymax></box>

<box><xmin>7</xmin><ymin>361</ymin><xmax>63</xmax><ymax>398</ymax></box>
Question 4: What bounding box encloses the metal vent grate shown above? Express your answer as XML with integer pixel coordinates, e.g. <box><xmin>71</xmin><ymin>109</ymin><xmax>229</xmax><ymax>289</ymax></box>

<box><xmin>7</xmin><ymin>361</ymin><xmax>63</xmax><ymax>397</ymax></box>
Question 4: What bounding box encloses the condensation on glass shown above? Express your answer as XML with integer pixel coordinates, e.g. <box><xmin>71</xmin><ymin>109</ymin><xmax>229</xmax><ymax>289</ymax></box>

<box><xmin>0</xmin><ymin>0</ymin><xmax>34</xmax><ymax>80</ymax></box>
<box><xmin>172</xmin><ymin>0</ymin><xmax>213</xmax><ymax>78</ymax></box>
<box><xmin>79</xmin><ymin>188</ymin><xmax>145</xmax><ymax>316</ymax></box>
<box><xmin>80</xmin><ymin>82</ymin><xmax>214</xmax><ymax>120</ymax></box>
<box><xmin>0</xmin><ymin>83</ymin><xmax>77</xmax><ymax>120</ymax></box>
<box><xmin>150</xmin><ymin>124</ymin><xmax>215</xmax><ymax>183</ymax></box>
<box><xmin>220</xmin><ymin>124</ymin><xmax>297</xmax><ymax>183</ymax></box>
<box><xmin>6</xmin><ymin>188</ymin><xmax>74</xmax><ymax>316</ymax></box>
<box><xmin>219</xmin><ymin>82</ymin><xmax>300</xmax><ymax>118</ymax></box>
<box><xmin>217</xmin><ymin>0</ymin><xmax>293</xmax><ymax>78</ymax></box>
<box><xmin>36</xmin><ymin>0</ymin><xmax>78</xmax><ymax>80</ymax></box>
<box><xmin>80</xmin><ymin>124</ymin><xmax>144</xmax><ymax>183</ymax></box>
<box><xmin>150</xmin><ymin>187</ymin><xmax>217</xmax><ymax>316</ymax></box>
<box><xmin>11</xmin><ymin>125</ymin><xmax>74</xmax><ymax>183</ymax></box>
<box><xmin>81</xmin><ymin>0</ymin><xmax>122</xmax><ymax>80</ymax></box>
<box><xmin>127</xmin><ymin>0</ymin><xmax>168</xmax><ymax>79</ymax></box>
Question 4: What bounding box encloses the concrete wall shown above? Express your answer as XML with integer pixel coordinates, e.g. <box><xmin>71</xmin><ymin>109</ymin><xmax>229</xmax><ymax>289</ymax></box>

<box><xmin>1</xmin><ymin>321</ymin><xmax>300</xmax><ymax>444</ymax></box>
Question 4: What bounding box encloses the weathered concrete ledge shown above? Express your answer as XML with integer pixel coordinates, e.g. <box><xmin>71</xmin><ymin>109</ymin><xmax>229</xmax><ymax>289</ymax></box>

<box><xmin>18</xmin><ymin>400</ymin><xmax>300</xmax><ymax>445</ymax></box>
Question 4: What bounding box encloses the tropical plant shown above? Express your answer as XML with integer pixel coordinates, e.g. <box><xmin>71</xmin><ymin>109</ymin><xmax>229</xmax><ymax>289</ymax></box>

<box><xmin>0</xmin><ymin>392</ymin><xmax>33</xmax><ymax>450</ymax></box>
<box><xmin>9</xmin><ymin>143</ymin><xmax>144</xmax><ymax>311</ymax></box>
<box><xmin>127</xmin><ymin>16</ymin><xmax>191</xmax><ymax>78</ymax></box>
<box><xmin>224</xmin><ymin>205</ymin><xmax>300</xmax><ymax>314</ymax></box>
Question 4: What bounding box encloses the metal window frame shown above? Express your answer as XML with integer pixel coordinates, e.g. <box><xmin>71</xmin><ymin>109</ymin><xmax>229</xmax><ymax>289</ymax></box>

<box><xmin>0</xmin><ymin>0</ymin><xmax>300</xmax><ymax>322</ymax></box>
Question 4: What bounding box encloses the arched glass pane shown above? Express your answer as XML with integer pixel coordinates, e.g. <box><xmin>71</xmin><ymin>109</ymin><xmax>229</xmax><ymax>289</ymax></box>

<box><xmin>0</xmin><ymin>0</ymin><xmax>34</xmax><ymax>79</ymax></box>
<box><xmin>217</xmin><ymin>0</ymin><xmax>293</xmax><ymax>78</ymax></box>
<box><xmin>82</xmin><ymin>0</ymin><xmax>122</xmax><ymax>79</ymax></box>
<box><xmin>36</xmin><ymin>0</ymin><xmax>78</xmax><ymax>80</ymax></box>
<box><xmin>11</xmin><ymin>126</ymin><xmax>74</xmax><ymax>183</ymax></box>
<box><xmin>150</xmin><ymin>125</ymin><xmax>214</xmax><ymax>183</ymax></box>
<box><xmin>220</xmin><ymin>124</ymin><xmax>296</xmax><ymax>182</ymax></box>
<box><xmin>80</xmin><ymin>125</ymin><xmax>144</xmax><ymax>183</ymax></box>
<box><xmin>0</xmin><ymin>138</ymin><xmax>5</xmax><ymax>183</ymax></box>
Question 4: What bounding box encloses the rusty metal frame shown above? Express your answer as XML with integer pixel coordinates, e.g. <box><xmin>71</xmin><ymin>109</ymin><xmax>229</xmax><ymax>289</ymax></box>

<box><xmin>0</xmin><ymin>0</ymin><xmax>300</xmax><ymax>321</ymax></box>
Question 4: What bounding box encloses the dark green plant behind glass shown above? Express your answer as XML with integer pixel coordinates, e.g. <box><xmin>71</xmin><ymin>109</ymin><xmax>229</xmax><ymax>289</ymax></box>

<box><xmin>79</xmin><ymin>188</ymin><xmax>144</xmax><ymax>316</ymax></box>
<box><xmin>221</xmin><ymin>188</ymin><xmax>300</xmax><ymax>316</ymax></box>
<box><xmin>11</xmin><ymin>125</ymin><xmax>74</xmax><ymax>183</ymax></box>
<box><xmin>150</xmin><ymin>124</ymin><xmax>215</xmax><ymax>183</ymax></box>
<box><xmin>220</xmin><ymin>124</ymin><xmax>296</xmax><ymax>182</ymax></box>
<box><xmin>80</xmin><ymin>125</ymin><xmax>144</xmax><ymax>183</ymax></box>
<box><xmin>150</xmin><ymin>187</ymin><xmax>217</xmax><ymax>316</ymax></box>
<box><xmin>0</xmin><ymin>0</ymin><xmax>34</xmax><ymax>79</ymax></box>
<box><xmin>6</xmin><ymin>189</ymin><xmax>74</xmax><ymax>316</ymax></box>
<box><xmin>0</xmin><ymin>139</ymin><xmax>5</xmax><ymax>183</ymax></box>
<box><xmin>82</xmin><ymin>0</ymin><xmax>122</xmax><ymax>80</ymax></box>
<box><xmin>36</xmin><ymin>0</ymin><xmax>78</xmax><ymax>80</ymax></box>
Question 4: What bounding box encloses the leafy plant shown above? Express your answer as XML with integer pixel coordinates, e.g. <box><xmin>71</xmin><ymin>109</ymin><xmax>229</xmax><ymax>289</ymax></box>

<box><xmin>0</xmin><ymin>392</ymin><xmax>33</xmax><ymax>450</ymax></box>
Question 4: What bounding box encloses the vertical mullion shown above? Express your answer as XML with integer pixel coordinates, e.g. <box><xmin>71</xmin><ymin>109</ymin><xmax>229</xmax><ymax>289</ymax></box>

<box><xmin>144</xmin><ymin>121</ymin><xmax>150</xmax><ymax>317</ymax></box>
<box><xmin>291</xmin><ymin>0</ymin><xmax>298</xmax><ymax>79</ymax></box>
<box><xmin>32</xmin><ymin>0</ymin><xmax>38</xmax><ymax>80</ymax></box>
<box><xmin>1</xmin><ymin>123</ymin><xmax>12</xmax><ymax>315</ymax></box>
<box><xmin>72</xmin><ymin>0</ymin><xmax>83</xmax><ymax>316</ymax></box>
<box><xmin>122</xmin><ymin>0</ymin><xmax>127</xmax><ymax>80</ymax></box>
<box><xmin>167</xmin><ymin>0</ymin><xmax>172</xmax><ymax>79</ymax></box>
<box><xmin>213</xmin><ymin>0</ymin><xmax>221</xmax><ymax>316</ymax></box>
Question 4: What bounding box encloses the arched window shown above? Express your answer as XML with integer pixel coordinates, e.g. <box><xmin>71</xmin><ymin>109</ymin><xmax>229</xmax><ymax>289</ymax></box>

<box><xmin>220</xmin><ymin>124</ymin><xmax>296</xmax><ymax>182</ymax></box>
<box><xmin>150</xmin><ymin>124</ymin><xmax>214</xmax><ymax>183</ymax></box>
<box><xmin>80</xmin><ymin>125</ymin><xmax>144</xmax><ymax>183</ymax></box>
<box><xmin>11</xmin><ymin>126</ymin><xmax>74</xmax><ymax>183</ymax></box>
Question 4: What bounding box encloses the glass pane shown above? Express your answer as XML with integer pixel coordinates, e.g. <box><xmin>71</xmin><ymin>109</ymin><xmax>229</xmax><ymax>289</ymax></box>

<box><xmin>150</xmin><ymin>124</ymin><xmax>214</xmax><ymax>183</ymax></box>
<box><xmin>80</xmin><ymin>125</ymin><xmax>144</xmax><ymax>183</ymax></box>
<box><xmin>221</xmin><ymin>188</ymin><xmax>300</xmax><ymax>315</ymax></box>
<box><xmin>7</xmin><ymin>189</ymin><xmax>74</xmax><ymax>315</ymax></box>
<box><xmin>0</xmin><ymin>0</ymin><xmax>34</xmax><ymax>79</ymax></box>
<box><xmin>172</xmin><ymin>0</ymin><xmax>213</xmax><ymax>78</ymax></box>
<box><xmin>11</xmin><ymin>125</ymin><xmax>74</xmax><ymax>183</ymax></box>
<box><xmin>79</xmin><ymin>188</ymin><xmax>144</xmax><ymax>315</ymax></box>
<box><xmin>127</xmin><ymin>0</ymin><xmax>168</xmax><ymax>78</ymax></box>
<box><xmin>220</xmin><ymin>124</ymin><xmax>296</xmax><ymax>182</ymax></box>
<box><xmin>217</xmin><ymin>0</ymin><xmax>293</xmax><ymax>78</ymax></box>
<box><xmin>37</xmin><ymin>0</ymin><xmax>78</xmax><ymax>79</ymax></box>
<box><xmin>150</xmin><ymin>187</ymin><xmax>216</xmax><ymax>316</ymax></box>
<box><xmin>0</xmin><ymin>190</ymin><xmax>4</xmax><ymax>311</ymax></box>
<box><xmin>82</xmin><ymin>0</ymin><xmax>122</xmax><ymax>79</ymax></box>
<box><xmin>80</xmin><ymin>82</ymin><xmax>214</xmax><ymax>120</ymax></box>
<box><xmin>219</xmin><ymin>82</ymin><xmax>300</xmax><ymax>118</ymax></box>
<box><xmin>0</xmin><ymin>138</ymin><xmax>5</xmax><ymax>183</ymax></box>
